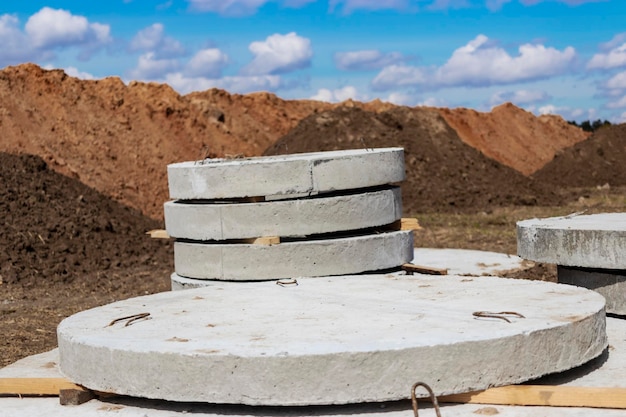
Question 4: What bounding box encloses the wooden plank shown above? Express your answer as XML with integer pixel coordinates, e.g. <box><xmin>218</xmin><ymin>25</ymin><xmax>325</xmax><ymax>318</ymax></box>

<box><xmin>402</xmin><ymin>263</ymin><xmax>448</xmax><ymax>275</ymax></box>
<box><xmin>241</xmin><ymin>236</ymin><xmax>280</xmax><ymax>246</ymax></box>
<box><xmin>438</xmin><ymin>385</ymin><xmax>626</xmax><ymax>409</ymax></box>
<box><xmin>0</xmin><ymin>378</ymin><xmax>86</xmax><ymax>396</ymax></box>
<box><xmin>146</xmin><ymin>229</ymin><xmax>170</xmax><ymax>239</ymax></box>
<box><xmin>400</xmin><ymin>218</ymin><xmax>422</xmax><ymax>231</ymax></box>
<box><xmin>389</xmin><ymin>218</ymin><xmax>422</xmax><ymax>232</ymax></box>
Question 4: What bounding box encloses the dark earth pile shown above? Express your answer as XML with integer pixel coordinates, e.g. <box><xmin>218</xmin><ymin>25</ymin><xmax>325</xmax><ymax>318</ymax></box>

<box><xmin>0</xmin><ymin>152</ymin><xmax>173</xmax><ymax>365</ymax></box>
<box><xmin>0</xmin><ymin>152</ymin><xmax>172</xmax><ymax>287</ymax></box>
<box><xmin>266</xmin><ymin>106</ymin><xmax>564</xmax><ymax>214</ymax></box>
<box><xmin>534</xmin><ymin>124</ymin><xmax>626</xmax><ymax>187</ymax></box>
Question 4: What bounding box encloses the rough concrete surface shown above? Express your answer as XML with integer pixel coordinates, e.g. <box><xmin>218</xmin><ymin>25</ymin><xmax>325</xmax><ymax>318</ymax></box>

<box><xmin>5</xmin><ymin>316</ymin><xmax>626</xmax><ymax>416</ymax></box>
<box><xmin>167</xmin><ymin>148</ymin><xmax>404</xmax><ymax>200</ymax></box>
<box><xmin>174</xmin><ymin>230</ymin><xmax>414</xmax><ymax>280</ymax></box>
<box><xmin>410</xmin><ymin>248</ymin><xmax>533</xmax><ymax>276</ymax></box>
<box><xmin>57</xmin><ymin>274</ymin><xmax>606</xmax><ymax>405</ymax></box>
<box><xmin>165</xmin><ymin>187</ymin><xmax>401</xmax><ymax>240</ymax></box>
<box><xmin>517</xmin><ymin>213</ymin><xmax>626</xmax><ymax>269</ymax></box>
<box><xmin>559</xmin><ymin>265</ymin><xmax>626</xmax><ymax>315</ymax></box>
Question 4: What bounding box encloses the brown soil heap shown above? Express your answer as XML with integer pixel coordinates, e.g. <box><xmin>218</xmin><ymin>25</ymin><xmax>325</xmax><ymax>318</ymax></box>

<box><xmin>265</xmin><ymin>106</ymin><xmax>562</xmax><ymax>213</ymax></box>
<box><xmin>534</xmin><ymin>124</ymin><xmax>626</xmax><ymax>187</ymax></box>
<box><xmin>0</xmin><ymin>64</ymin><xmax>592</xmax><ymax>220</ymax></box>
<box><xmin>0</xmin><ymin>64</ymin><xmax>326</xmax><ymax>219</ymax></box>
<box><xmin>0</xmin><ymin>152</ymin><xmax>172</xmax><ymax>287</ymax></box>
<box><xmin>437</xmin><ymin>103</ymin><xmax>590</xmax><ymax>175</ymax></box>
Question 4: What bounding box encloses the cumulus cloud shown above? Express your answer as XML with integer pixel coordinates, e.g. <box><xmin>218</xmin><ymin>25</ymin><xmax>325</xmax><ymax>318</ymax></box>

<box><xmin>329</xmin><ymin>0</ymin><xmax>410</xmax><ymax>13</ymax></box>
<box><xmin>0</xmin><ymin>14</ymin><xmax>42</xmax><ymax>64</ymax></box>
<box><xmin>186</xmin><ymin>0</ymin><xmax>315</xmax><ymax>16</ymax></box>
<box><xmin>310</xmin><ymin>86</ymin><xmax>361</xmax><ymax>102</ymax></box>
<box><xmin>165</xmin><ymin>72</ymin><xmax>282</xmax><ymax>94</ymax></box>
<box><xmin>606</xmin><ymin>95</ymin><xmax>626</xmax><ymax>109</ymax></box>
<box><xmin>25</xmin><ymin>7</ymin><xmax>110</xmax><ymax>50</ymax></box>
<box><xmin>183</xmin><ymin>48</ymin><xmax>229</xmax><ymax>78</ymax></box>
<box><xmin>384</xmin><ymin>92</ymin><xmax>417</xmax><ymax>106</ymax></box>
<box><xmin>371</xmin><ymin>64</ymin><xmax>427</xmax><ymax>91</ymax></box>
<box><xmin>435</xmin><ymin>35</ymin><xmax>576</xmax><ymax>86</ymax></box>
<box><xmin>588</xmin><ymin>42</ymin><xmax>626</xmax><ymax>70</ymax></box>
<box><xmin>418</xmin><ymin>96</ymin><xmax>449</xmax><ymax>107</ymax></box>
<box><xmin>128</xmin><ymin>52</ymin><xmax>180</xmax><ymax>79</ymax></box>
<box><xmin>334</xmin><ymin>50</ymin><xmax>404</xmax><ymax>71</ymax></box>
<box><xmin>372</xmin><ymin>35</ymin><xmax>576</xmax><ymax>91</ymax></box>
<box><xmin>129</xmin><ymin>23</ymin><xmax>186</xmax><ymax>58</ymax></box>
<box><xmin>64</xmin><ymin>66</ymin><xmax>96</xmax><ymax>79</ymax></box>
<box><xmin>0</xmin><ymin>8</ymin><xmax>110</xmax><ymax>65</ymax></box>
<box><xmin>605</xmin><ymin>71</ymin><xmax>626</xmax><ymax>90</ymax></box>
<box><xmin>241</xmin><ymin>32</ymin><xmax>312</xmax><ymax>75</ymax></box>
<box><xmin>489</xmin><ymin>89</ymin><xmax>551</xmax><ymax>106</ymax></box>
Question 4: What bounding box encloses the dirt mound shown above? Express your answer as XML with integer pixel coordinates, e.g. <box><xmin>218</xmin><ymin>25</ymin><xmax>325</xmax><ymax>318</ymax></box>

<box><xmin>437</xmin><ymin>103</ymin><xmax>590</xmax><ymax>176</ymax></box>
<box><xmin>534</xmin><ymin>124</ymin><xmax>626</xmax><ymax>187</ymax></box>
<box><xmin>0</xmin><ymin>64</ymin><xmax>328</xmax><ymax>219</ymax></box>
<box><xmin>0</xmin><ymin>64</ymin><xmax>590</xmax><ymax>220</ymax></box>
<box><xmin>0</xmin><ymin>152</ymin><xmax>172</xmax><ymax>287</ymax></box>
<box><xmin>265</xmin><ymin>106</ymin><xmax>562</xmax><ymax>213</ymax></box>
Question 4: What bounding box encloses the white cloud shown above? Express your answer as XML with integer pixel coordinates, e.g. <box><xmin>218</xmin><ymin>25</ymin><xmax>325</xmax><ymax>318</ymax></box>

<box><xmin>605</xmin><ymin>71</ymin><xmax>626</xmax><ymax>90</ymax></box>
<box><xmin>241</xmin><ymin>32</ymin><xmax>312</xmax><ymax>75</ymax></box>
<box><xmin>334</xmin><ymin>50</ymin><xmax>404</xmax><ymax>71</ymax></box>
<box><xmin>63</xmin><ymin>66</ymin><xmax>96</xmax><ymax>79</ymax></box>
<box><xmin>187</xmin><ymin>0</ymin><xmax>269</xmax><ymax>15</ymax></box>
<box><xmin>0</xmin><ymin>14</ymin><xmax>41</xmax><ymax>64</ymax></box>
<box><xmin>329</xmin><ymin>0</ymin><xmax>410</xmax><ymax>13</ymax></box>
<box><xmin>372</xmin><ymin>35</ymin><xmax>576</xmax><ymax>91</ymax></box>
<box><xmin>310</xmin><ymin>86</ymin><xmax>361</xmax><ymax>102</ymax></box>
<box><xmin>25</xmin><ymin>7</ymin><xmax>110</xmax><ymax>49</ymax></box>
<box><xmin>384</xmin><ymin>92</ymin><xmax>417</xmax><ymax>106</ymax></box>
<box><xmin>130</xmin><ymin>23</ymin><xmax>186</xmax><ymax>58</ymax></box>
<box><xmin>371</xmin><ymin>64</ymin><xmax>427</xmax><ymax>91</ymax></box>
<box><xmin>417</xmin><ymin>96</ymin><xmax>448</xmax><ymax>107</ymax></box>
<box><xmin>606</xmin><ymin>95</ymin><xmax>626</xmax><ymax>109</ymax></box>
<box><xmin>435</xmin><ymin>35</ymin><xmax>576</xmax><ymax>87</ymax></box>
<box><xmin>588</xmin><ymin>43</ymin><xmax>626</xmax><ymax>70</ymax></box>
<box><xmin>599</xmin><ymin>32</ymin><xmax>626</xmax><ymax>52</ymax></box>
<box><xmin>489</xmin><ymin>89</ymin><xmax>551</xmax><ymax>106</ymax></box>
<box><xmin>128</xmin><ymin>52</ymin><xmax>180</xmax><ymax>79</ymax></box>
<box><xmin>165</xmin><ymin>72</ymin><xmax>282</xmax><ymax>94</ymax></box>
<box><xmin>184</xmin><ymin>48</ymin><xmax>229</xmax><ymax>78</ymax></box>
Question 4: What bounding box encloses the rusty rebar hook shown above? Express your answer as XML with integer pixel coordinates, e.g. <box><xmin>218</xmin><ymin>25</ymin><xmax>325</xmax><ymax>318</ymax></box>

<box><xmin>411</xmin><ymin>382</ymin><xmax>442</xmax><ymax>417</ymax></box>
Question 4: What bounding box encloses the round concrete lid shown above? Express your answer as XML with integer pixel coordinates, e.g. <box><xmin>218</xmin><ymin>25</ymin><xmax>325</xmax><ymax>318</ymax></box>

<box><xmin>164</xmin><ymin>187</ymin><xmax>402</xmax><ymax>240</ymax></box>
<box><xmin>517</xmin><ymin>213</ymin><xmax>626</xmax><ymax>269</ymax></box>
<box><xmin>58</xmin><ymin>274</ymin><xmax>606</xmax><ymax>405</ymax></box>
<box><xmin>411</xmin><ymin>248</ymin><xmax>533</xmax><ymax>276</ymax></box>
<box><xmin>167</xmin><ymin>148</ymin><xmax>404</xmax><ymax>200</ymax></box>
<box><xmin>174</xmin><ymin>230</ymin><xmax>414</xmax><ymax>280</ymax></box>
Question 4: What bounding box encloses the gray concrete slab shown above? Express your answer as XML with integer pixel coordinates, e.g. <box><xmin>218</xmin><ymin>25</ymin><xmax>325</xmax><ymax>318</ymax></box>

<box><xmin>174</xmin><ymin>230</ymin><xmax>414</xmax><ymax>280</ymax></box>
<box><xmin>517</xmin><ymin>213</ymin><xmax>626</xmax><ymax>269</ymax></box>
<box><xmin>411</xmin><ymin>248</ymin><xmax>533</xmax><ymax>276</ymax></box>
<box><xmin>165</xmin><ymin>187</ymin><xmax>402</xmax><ymax>240</ymax></box>
<box><xmin>57</xmin><ymin>274</ymin><xmax>606</xmax><ymax>405</ymax></box>
<box><xmin>167</xmin><ymin>148</ymin><xmax>404</xmax><ymax>200</ymax></box>
<box><xmin>5</xmin><ymin>316</ymin><xmax>626</xmax><ymax>415</ymax></box>
<box><xmin>558</xmin><ymin>265</ymin><xmax>626</xmax><ymax>315</ymax></box>
<box><xmin>171</xmin><ymin>248</ymin><xmax>535</xmax><ymax>289</ymax></box>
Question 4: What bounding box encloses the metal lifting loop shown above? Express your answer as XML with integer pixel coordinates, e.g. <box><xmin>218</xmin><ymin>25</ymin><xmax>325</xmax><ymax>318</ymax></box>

<box><xmin>411</xmin><ymin>382</ymin><xmax>442</xmax><ymax>417</ymax></box>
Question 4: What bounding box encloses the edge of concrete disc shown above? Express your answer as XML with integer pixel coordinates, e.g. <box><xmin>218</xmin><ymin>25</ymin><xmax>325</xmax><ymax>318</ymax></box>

<box><xmin>517</xmin><ymin>213</ymin><xmax>626</xmax><ymax>269</ymax></box>
<box><xmin>167</xmin><ymin>147</ymin><xmax>405</xmax><ymax>200</ymax></box>
<box><xmin>58</xmin><ymin>274</ymin><xmax>607</xmax><ymax>406</ymax></box>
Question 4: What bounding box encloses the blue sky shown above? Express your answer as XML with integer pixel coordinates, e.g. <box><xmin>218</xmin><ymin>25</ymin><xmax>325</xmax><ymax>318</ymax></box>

<box><xmin>1</xmin><ymin>0</ymin><xmax>626</xmax><ymax>122</ymax></box>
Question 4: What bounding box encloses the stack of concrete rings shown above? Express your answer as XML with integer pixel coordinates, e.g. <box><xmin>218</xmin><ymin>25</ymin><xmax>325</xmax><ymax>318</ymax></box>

<box><xmin>165</xmin><ymin>148</ymin><xmax>414</xmax><ymax>288</ymax></box>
